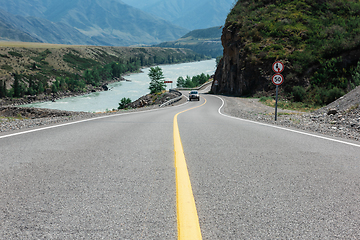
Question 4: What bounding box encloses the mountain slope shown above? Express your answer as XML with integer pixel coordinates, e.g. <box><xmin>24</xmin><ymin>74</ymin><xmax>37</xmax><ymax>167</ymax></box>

<box><xmin>0</xmin><ymin>0</ymin><xmax>189</xmax><ymax>46</ymax></box>
<box><xmin>155</xmin><ymin>26</ymin><xmax>223</xmax><ymax>58</ymax></box>
<box><xmin>213</xmin><ymin>0</ymin><xmax>360</xmax><ymax>106</ymax></box>
<box><xmin>0</xmin><ymin>9</ymin><xmax>102</xmax><ymax>45</ymax></box>
<box><xmin>123</xmin><ymin>0</ymin><xmax>235</xmax><ymax>30</ymax></box>
<box><xmin>0</xmin><ymin>19</ymin><xmax>41</xmax><ymax>43</ymax></box>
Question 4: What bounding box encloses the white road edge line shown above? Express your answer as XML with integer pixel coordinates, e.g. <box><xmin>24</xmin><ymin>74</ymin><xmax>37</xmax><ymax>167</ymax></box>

<box><xmin>0</xmin><ymin>101</ymin><xmax>189</xmax><ymax>140</ymax></box>
<box><xmin>214</xmin><ymin>95</ymin><xmax>360</xmax><ymax>148</ymax></box>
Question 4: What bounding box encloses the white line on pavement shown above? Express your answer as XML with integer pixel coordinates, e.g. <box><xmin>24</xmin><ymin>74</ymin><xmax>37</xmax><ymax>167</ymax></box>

<box><xmin>214</xmin><ymin>95</ymin><xmax>360</xmax><ymax>148</ymax></box>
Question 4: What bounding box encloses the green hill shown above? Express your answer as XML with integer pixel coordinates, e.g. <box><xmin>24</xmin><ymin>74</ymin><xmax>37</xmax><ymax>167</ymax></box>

<box><xmin>155</xmin><ymin>26</ymin><xmax>223</xmax><ymax>58</ymax></box>
<box><xmin>214</xmin><ymin>0</ymin><xmax>360</xmax><ymax>106</ymax></box>
<box><xmin>0</xmin><ymin>43</ymin><xmax>208</xmax><ymax>102</ymax></box>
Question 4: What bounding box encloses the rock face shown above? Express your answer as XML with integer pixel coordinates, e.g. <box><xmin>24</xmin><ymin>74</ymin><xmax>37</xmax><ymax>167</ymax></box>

<box><xmin>212</xmin><ymin>26</ymin><xmax>272</xmax><ymax>96</ymax></box>
<box><xmin>211</xmin><ymin>1</ymin><xmax>360</xmax><ymax>99</ymax></box>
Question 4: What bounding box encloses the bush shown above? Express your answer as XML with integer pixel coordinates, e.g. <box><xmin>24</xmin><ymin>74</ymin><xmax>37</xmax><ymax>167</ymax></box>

<box><xmin>326</xmin><ymin>87</ymin><xmax>344</xmax><ymax>104</ymax></box>
<box><xmin>292</xmin><ymin>86</ymin><xmax>306</xmax><ymax>102</ymax></box>
<box><xmin>118</xmin><ymin>97</ymin><xmax>132</xmax><ymax>109</ymax></box>
<box><xmin>314</xmin><ymin>86</ymin><xmax>345</xmax><ymax>105</ymax></box>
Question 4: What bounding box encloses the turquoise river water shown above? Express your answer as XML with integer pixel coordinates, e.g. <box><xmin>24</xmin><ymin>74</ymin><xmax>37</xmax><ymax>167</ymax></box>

<box><xmin>22</xmin><ymin>59</ymin><xmax>216</xmax><ymax>112</ymax></box>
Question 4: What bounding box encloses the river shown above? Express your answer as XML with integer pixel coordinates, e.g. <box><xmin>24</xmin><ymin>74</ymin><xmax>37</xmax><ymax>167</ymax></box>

<box><xmin>22</xmin><ymin>59</ymin><xmax>216</xmax><ymax>112</ymax></box>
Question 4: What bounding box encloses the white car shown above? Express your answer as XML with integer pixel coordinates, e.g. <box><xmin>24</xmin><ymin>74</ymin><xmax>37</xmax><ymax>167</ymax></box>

<box><xmin>189</xmin><ymin>90</ymin><xmax>200</xmax><ymax>101</ymax></box>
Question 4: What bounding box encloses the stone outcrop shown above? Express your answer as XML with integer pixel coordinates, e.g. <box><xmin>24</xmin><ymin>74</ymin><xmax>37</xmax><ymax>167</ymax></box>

<box><xmin>126</xmin><ymin>91</ymin><xmax>182</xmax><ymax>109</ymax></box>
<box><xmin>212</xmin><ymin>26</ymin><xmax>273</xmax><ymax>96</ymax></box>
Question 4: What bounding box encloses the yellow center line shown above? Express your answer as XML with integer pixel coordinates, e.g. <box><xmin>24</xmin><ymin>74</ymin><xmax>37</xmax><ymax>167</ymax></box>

<box><xmin>173</xmin><ymin>97</ymin><xmax>207</xmax><ymax>240</ymax></box>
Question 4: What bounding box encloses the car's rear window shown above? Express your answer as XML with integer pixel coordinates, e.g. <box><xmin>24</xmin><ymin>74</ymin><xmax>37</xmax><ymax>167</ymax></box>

<box><xmin>190</xmin><ymin>91</ymin><xmax>198</xmax><ymax>94</ymax></box>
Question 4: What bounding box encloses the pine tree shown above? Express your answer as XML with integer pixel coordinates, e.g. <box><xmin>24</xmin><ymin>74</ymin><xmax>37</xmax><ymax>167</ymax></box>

<box><xmin>13</xmin><ymin>73</ymin><xmax>21</xmax><ymax>98</ymax></box>
<box><xmin>3</xmin><ymin>80</ymin><xmax>6</xmax><ymax>97</ymax></box>
<box><xmin>148</xmin><ymin>66</ymin><xmax>165</xmax><ymax>94</ymax></box>
<box><xmin>0</xmin><ymin>80</ymin><xmax>3</xmax><ymax>98</ymax></box>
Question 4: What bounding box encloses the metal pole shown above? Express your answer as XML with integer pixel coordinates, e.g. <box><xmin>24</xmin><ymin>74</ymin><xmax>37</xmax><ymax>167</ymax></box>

<box><xmin>275</xmin><ymin>85</ymin><xmax>278</xmax><ymax>121</ymax></box>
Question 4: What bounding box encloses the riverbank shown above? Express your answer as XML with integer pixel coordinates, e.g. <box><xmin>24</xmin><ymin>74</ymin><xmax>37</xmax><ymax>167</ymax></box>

<box><xmin>0</xmin><ymin>90</ymin><xmax>187</xmax><ymax>132</ymax></box>
<box><xmin>0</xmin><ymin>76</ymin><xmax>128</xmax><ymax>107</ymax></box>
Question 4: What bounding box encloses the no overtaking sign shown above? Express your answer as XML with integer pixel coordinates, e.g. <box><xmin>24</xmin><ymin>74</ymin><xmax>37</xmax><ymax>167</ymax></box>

<box><xmin>272</xmin><ymin>61</ymin><xmax>284</xmax><ymax>73</ymax></box>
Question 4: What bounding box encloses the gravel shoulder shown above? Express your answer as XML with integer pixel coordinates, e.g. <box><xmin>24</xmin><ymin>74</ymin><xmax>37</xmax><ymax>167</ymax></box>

<box><xmin>219</xmin><ymin>89</ymin><xmax>360</xmax><ymax>142</ymax></box>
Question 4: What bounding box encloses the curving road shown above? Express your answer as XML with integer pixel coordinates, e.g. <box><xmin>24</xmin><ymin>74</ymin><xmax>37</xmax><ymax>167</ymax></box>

<box><xmin>1</xmin><ymin>92</ymin><xmax>360</xmax><ymax>239</ymax></box>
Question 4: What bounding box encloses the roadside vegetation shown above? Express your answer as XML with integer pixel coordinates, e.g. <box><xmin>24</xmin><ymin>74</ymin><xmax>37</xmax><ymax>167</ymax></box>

<box><xmin>118</xmin><ymin>97</ymin><xmax>132</xmax><ymax>110</ymax></box>
<box><xmin>225</xmin><ymin>0</ymin><xmax>360</xmax><ymax>107</ymax></box>
<box><xmin>259</xmin><ymin>96</ymin><xmax>319</xmax><ymax>112</ymax></box>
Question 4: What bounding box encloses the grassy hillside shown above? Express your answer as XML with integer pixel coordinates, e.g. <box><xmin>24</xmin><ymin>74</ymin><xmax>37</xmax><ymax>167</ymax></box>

<box><xmin>0</xmin><ymin>42</ymin><xmax>208</xmax><ymax>100</ymax></box>
<box><xmin>155</xmin><ymin>26</ymin><xmax>223</xmax><ymax>58</ymax></box>
<box><xmin>224</xmin><ymin>0</ymin><xmax>360</xmax><ymax>106</ymax></box>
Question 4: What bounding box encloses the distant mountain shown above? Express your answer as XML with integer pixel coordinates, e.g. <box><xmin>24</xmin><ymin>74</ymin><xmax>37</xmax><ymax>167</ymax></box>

<box><xmin>0</xmin><ymin>18</ymin><xmax>41</xmax><ymax>43</ymax></box>
<box><xmin>155</xmin><ymin>26</ymin><xmax>223</xmax><ymax>58</ymax></box>
<box><xmin>0</xmin><ymin>0</ymin><xmax>189</xmax><ymax>46</ymax></box>
<box><xmin>122</xmin><ymin>0</ymin><xmax>236</xmax><ymax>30</ymax></box>
<box><xmin>0</xmin><ymin>9</ymin><xmax>102</xmax><ymax>45</ymax></box>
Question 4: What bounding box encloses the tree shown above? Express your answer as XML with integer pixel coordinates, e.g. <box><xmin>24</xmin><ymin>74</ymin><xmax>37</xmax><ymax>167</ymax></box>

<box><xmin>12</xmin><ymin>73</ymin><xmax>21</xmax><ymax>98</ymax></box>
<box><xmin>0</xmin><ymin>80</ymin><xmax>4</xmax><ymax>98</ymax></box>
<box><xmin>177</xmin><ymin>76</ymin><xmax>185</xmax><ymax>88</ymax></box>
<box><xmin>118</xmin><ymin>97</ymin><xmax>132</xmax><ymax>109</ymax></box>
<box><xmin>3</xmin><ymin>80</ymin><xmax>6</xmax><ymax>97</ymax></box>
<box><xmin>184</xmin><ymin>75</ymin><xmax>193</xmax><ymax>88</ymax></box>
<box><xmin>148</xmin><ymin>66</ymin><xmax>166</xmax><ymax>94</ymax></box>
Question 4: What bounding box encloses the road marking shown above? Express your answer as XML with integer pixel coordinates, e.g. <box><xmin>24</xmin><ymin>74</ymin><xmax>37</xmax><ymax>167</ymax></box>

<box><xmin>173</xmin><ymin>98</ymin><xmax>206</xmax><ymax>240</ymax></box>
<box><xmin>215</xmin><ymin>96</ymin><xmax>360</xmax><ymax>148</ymax></box>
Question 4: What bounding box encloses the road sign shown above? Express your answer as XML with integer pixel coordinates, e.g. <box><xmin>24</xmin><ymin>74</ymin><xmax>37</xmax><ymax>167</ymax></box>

<box><xmin>164</xmin><ymin>81</ymin><xmax>173</xmax><ymax>83</ymax></box>
<box><xmin>272</xmin><ymin>61</ymin><xmax>284</xmax><ymax>73</ymax></box>
<box><xmin>272</xmin><ymin>74</ymin><xmax>284</xmax><ymax>85</ymax></box>
<box><xmin>214</xmin><ymin>80</ymin><xmax>218</xmax><ymax>86</ymax></box>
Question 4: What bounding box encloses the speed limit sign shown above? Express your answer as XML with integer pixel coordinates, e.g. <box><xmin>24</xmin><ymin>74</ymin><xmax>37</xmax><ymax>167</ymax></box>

<box><xmin>272</xmin><ymin>74</ymin><xmax>284</xmax><ymax>85</ymax></box>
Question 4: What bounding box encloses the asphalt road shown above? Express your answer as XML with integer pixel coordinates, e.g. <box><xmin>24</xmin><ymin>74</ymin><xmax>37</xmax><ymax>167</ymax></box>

<box><xmin>1</xmin><ymin>93</ymin><xmax>360</xmax><ymax>239</ymax></box>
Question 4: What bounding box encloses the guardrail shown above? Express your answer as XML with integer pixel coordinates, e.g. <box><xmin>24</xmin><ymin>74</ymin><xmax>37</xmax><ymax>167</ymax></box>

<box><xmin>160</xmin><ymin>89</ymin><xmax>184</xmax><ymax>108</ymax></box>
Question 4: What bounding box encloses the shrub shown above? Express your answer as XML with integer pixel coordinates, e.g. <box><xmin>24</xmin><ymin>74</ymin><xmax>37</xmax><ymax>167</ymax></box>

<box><xmin>292</xmin><ymin>86</ymin><xmax>306</xmax><ymax>102</ymax></box>
<box><xmin>1</xmin><ymin>64</ymin><xmax>13</xmax><ymax>71</ymax></box>
<box><xmin>352</xmin><ymin>60</ymin><xmax>360</xmax><ymax>86</ymax></box>
<box><xmin>314</xmin><ymin>86</ymin><xmax>345</xmax><ymax>105</ymax></box>
<box><xmin>8</xmin><ymin>51</ymin><xmax>23</xmax><ymax>58</ymax></box>
<box><xmin>118</xmin><ymin>97</ymin><xmax>132</xmax><ymax>109</ymax></box>
<box><xmin>326</xmin><ymin>87</ymin><xmax>344</xmax><ymax>104</ymax></box>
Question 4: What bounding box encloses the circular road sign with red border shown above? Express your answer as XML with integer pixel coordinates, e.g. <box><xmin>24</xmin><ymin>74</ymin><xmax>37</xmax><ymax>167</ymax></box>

<box><xmin>272</xmin><ymin>74</ymin><xmax>284</xmax><ymax>85</ymax></box>
<box><xmin>272</xmin><ymin>61</ymin><xmax>284</xmax><ymax>73</ymax></box>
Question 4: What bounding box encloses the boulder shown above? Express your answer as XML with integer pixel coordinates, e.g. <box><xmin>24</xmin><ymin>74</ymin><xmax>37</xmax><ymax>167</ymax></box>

<box><xmin>327</xmin><ymin>108</ymin><xmax>338</xmax><ymax>115</ymax></box>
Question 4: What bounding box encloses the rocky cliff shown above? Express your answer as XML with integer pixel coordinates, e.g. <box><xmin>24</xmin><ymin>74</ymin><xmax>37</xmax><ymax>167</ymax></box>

<box><xmin>212</xmin><ymin>1</ymin><xmax>360</xmax><ymax>104</ymax></box>
<box><xmin>212</xmin><ymin>25</ymin><xmax>278</xmax><ymax>96</ymax></box>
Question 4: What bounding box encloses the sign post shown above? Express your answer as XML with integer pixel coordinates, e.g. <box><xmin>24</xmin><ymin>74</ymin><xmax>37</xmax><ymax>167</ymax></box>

<box><xmin>164</xmin><ymin>80</ymin><xmax>173</xmax><ymax>89</ymax></box>
<box><xmin>214</xmin><ymin>80</ymin><xmax>218</xmax><ymax>94</ymax></box>
<box><xmin>271</xmin><ymin>61</ymin><xmax>284</xmax><ymax>121</ymax></box>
